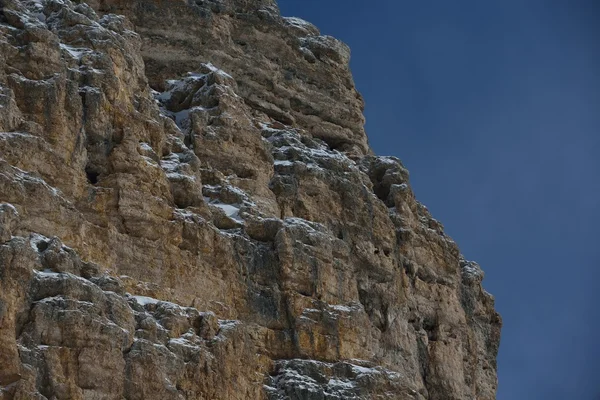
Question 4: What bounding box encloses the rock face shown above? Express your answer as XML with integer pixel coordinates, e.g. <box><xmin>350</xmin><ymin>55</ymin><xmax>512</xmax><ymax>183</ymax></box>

<box><xmin>0</xmin><ymin>0</ymin><xmax>501</xmax><ymax>399</ymax></box>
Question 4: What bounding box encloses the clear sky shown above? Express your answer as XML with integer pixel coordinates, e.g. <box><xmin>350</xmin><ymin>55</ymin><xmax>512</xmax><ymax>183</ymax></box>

<box><xmin>278</xmin><ymin>1</ymin><xmax>599</xmax><ymax>399</ymax></box>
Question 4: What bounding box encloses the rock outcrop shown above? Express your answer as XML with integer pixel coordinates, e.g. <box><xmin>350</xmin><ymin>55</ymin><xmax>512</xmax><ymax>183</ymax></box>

<box><xmin>0</xmin><ymin>0</ymin><xmax>501</xmax><ymax>399</ymax></box>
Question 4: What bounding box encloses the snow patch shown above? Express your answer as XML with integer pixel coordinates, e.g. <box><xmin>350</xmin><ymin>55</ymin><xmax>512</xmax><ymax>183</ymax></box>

<box><xmin>204</xmin><ymin>197</ymin><xmax>244</xmax><ymax>222</ymax></box>
<box><xmin>59</xmin><ymin>43</ymin><xmax>90</xmax><ymax>59</ymax></box>
<box><xmin>0</xmin><ymin>131</ymin><xmax>36</xmax><ymax>140</ymax></box>
<box><xmin>29</xmin><ymin>233</ymin><xmax>50</xmax><ymax>253</ymax></box>
<box><xmin>283</xmin><ymin>217</ymin><xmax>326</xmax><ymax>233</ymax></box>
<box><xmin>169</xmin><ymin>337</ymin><xmax>198</xmax><ymax>349</ymax></box>
<box><xmin>159</xmin><ymin>153</ymin><xmax>181</xmax><ymax>172</ymax></box>
<box><xmin>132</xmin><ymin>295</ymin><xmax>160</xmax><ymax>306</ymax></box>
<box><xmin>34</xmin><ymin>269</ymin><xmax>60</xmax><ymax>277</ymax></box>
<box><xmin>139</xmin><ymin>142</ymin><xmax>154</xmax><ymax>152</ymax></box>
<box><xmin>461</xmin><ymin>261</ymin><xmax>484</xmax><ymax>282</ymax></box>
<box><xmin>33</xmin><ymin>269</ymin><xmax>94</xmax><ymax>286</ymax></box>
<box><xmin>0</xmin><ymin>202</ymin><xmax>18</xmax><ymax>215</ymax></box>
<box><xmin>274</xmin><ymin>159</ymin><xmax>294</xmax><ymax>167</ymax></box>
<box><xmin>284</xmin><ymin>17</ymin><xmax>315</xmax><ymax>29</ymax></box>
<box><xmin>202</xmin><ymin>63</ymin><xmax>233</xmax><ymax>79</ymax></box>
<box><xmin>327</xmin><ymin>378</ymin><xmax>355</xmax><ymax>389</ymax></box>
<box><xmin>329</xmin><ymin>304</ymin><xmax>354</xmax><ymax>313</ymax></box>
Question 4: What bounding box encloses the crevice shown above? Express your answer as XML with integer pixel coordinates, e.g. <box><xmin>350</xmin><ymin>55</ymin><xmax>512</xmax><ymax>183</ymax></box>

<box><xmin>423</xmin><ymin>316</ymin><xmax>439</xmax><ymax>342</ymax></box>
<box><xmin>85</xmin><ymin>166</ymin><xmax>99</xmax><ymax>185</ymax></box>
<box><xmin>318</xmin><ymin>135</ymin><xmax>352</xmax><ymax>153</ymax></box>
<box><xmin>36</xmin><ymin>240</ymin><xmax>49</xmax><ymax>252</ymax></box>
<box><xmin>416</xmin><ymin>335</ymin><xmax>429</xmax><ymax>386</ymax></box>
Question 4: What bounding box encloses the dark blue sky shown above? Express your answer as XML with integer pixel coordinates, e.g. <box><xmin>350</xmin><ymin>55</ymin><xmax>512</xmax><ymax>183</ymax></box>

<box><xmin>279</xmin><ymin>1</ymin><xmax>599</xmax><ymax>399</ymax></box>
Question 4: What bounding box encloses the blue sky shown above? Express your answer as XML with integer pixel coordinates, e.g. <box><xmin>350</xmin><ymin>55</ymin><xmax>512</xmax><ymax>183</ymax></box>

<box><xmin>278</xmin><ymin>1</ymin><xmax>599</xmax><ymax>399</ymax></box>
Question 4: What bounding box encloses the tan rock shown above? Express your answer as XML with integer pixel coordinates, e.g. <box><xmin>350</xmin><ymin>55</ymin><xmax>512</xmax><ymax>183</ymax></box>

<box><xmin>0</xmin><ymin>0</ymin><xmax>500</xmax><ymax>398</ymax></box>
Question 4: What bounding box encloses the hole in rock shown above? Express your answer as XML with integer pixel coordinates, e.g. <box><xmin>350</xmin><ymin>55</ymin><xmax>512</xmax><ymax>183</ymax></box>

<box><xmin>236</xmin><ymin>168</ymin><xmax>256</xmax><ymax>180</ymax></box>
<box><xmin>320</xmin><ymin>136</ymin><xmax>350</xmax><ymax>152</ymax></box>
<box><xmin>36</xmin><ymin>240</ymin><xmax>49</xmax><ymax>252</ymax></box>
<box><xmin>85</xmin><ymin>167</ymin><xmax>99</xmax><ymax>185</ymax></box>
<box><xmin>173</xmin><ymin>195</ymin><xmax>192</xmax><ymax>210</ymax></box>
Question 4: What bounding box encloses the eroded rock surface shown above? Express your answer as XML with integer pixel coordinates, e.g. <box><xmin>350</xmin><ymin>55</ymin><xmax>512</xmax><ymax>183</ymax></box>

<box><xmin>0</xmin><ymin>0</ymin><xmax>501</xmax><ymax>399</ymax></box>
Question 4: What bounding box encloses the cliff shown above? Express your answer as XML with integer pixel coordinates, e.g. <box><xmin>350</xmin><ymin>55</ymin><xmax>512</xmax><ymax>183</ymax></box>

<box><xmin>0</xmin><ymin>0</ymin><xmax>501</xmax><ymax>399</ymax></box>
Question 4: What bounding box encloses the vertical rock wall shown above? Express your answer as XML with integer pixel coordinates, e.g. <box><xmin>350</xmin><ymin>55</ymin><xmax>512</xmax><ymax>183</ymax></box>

<box><xmin>0</xmin><ymin>0</ymin><xmax>501</xmax><ymax>399</ymax></box>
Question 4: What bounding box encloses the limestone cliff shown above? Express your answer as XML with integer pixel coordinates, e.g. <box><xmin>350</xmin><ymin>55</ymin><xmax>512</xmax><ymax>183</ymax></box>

<box><xmin>0</xmin><ymin>0</ymin><xmax>501</xmax><ymax>399</ymax></box>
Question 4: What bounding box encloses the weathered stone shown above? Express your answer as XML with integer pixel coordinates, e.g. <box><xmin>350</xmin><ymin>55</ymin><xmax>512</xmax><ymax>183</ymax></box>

<box><xmin>0</xmin><ymin>203</ymin><xmax>18</xmax><ymax>243</ymax></box>
<box><xmin>0</xmin><ymin>0</ymin><xmax>500</xmax><ymax>399</ymax></box>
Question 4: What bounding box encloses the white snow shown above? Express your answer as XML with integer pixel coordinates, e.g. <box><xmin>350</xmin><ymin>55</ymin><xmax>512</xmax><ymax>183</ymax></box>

<box><xmin>132</xmin><ymin>295</ymin><xmax>160</xmax><ymax>306</ymax></box>
<box><xmin>0</xmin><ymin>131</ymin><xmax>36</xmax><ymax>139</ymax></box>
<box><xmin>225</xmin><ymin>185</ymin><xmax>248</xmax><ymax>198</ymax></box>
<box><xmin>151</xmin><ymin>342</ymin><xmax>169</xmax><ymax>351</ymax></box>
<box><xmin>160</xmin><ymin>72</ymin><xmax>207</xmax><ymax>101</ymax></box>
<box><xmin>283</xmin><ymin>17</ymin><xmax>318</xmax><ymax>35</ymax></box>
<box><xmin>303</xmin><ymin>308</ymin><xmax>320</xmax><ymax>313</ymax></box>
<box><xmin>329</xmin><ymin>304</ymin><xmax>354</xmax><ymax>313</ymax></box>
<box><xmin>301</xmin><ymin>304</ymin><xmax>357</xmax><ymax>319</ymax></box>
<box><xmin>173</xmin><ymin>208</ymin><xmax>198</xmax><ymax>220</ymax></box>
<box><xmin>269</xmin><ymin>136</ymin><xmax>356</xmax><ymax>173</ymax></box>
<box><xmin>84</xmin><ymin>67</ymin><xmax>104</xmax><ymax>74</ymax></box>
<box><xmin>59</xmin><ymin>43</ymin><xmax>90</xmax><ymax>59</ymax></box>
<box><xmin>218</xmin><ymin>320</ymin><xmax>240</xmax><ymax>329</ymax></box>
<box><xmin>327</xmin><ymin>378</ymin><xmax>355</xmax><ymax>389</ymax></box>
<box><xmin>79</xmin><ymin>86</ymin><xmax>101</xmax><ymax>95</ymax></box>
<box><xmin>213</xmin><ymin>320</ymin><xmax>241</xmax><ymax>339</ymax></box>
<box><xmin>351</xmin><ymin>365</ymin><xmax>377</xmax><ymax>374</ymax></box>
<box><xmin>204</xmin><ymin>197</ymin><xmax>243</xmax><ymax>222</ymax></box>
<box><xmin>35</xmin><ymin>269</ymin><xmax>60</xmax><ymax>277</ymax></box>
<box><xmin>283</xmin><ymin>217</ymin><xmax>325</xmax><ymax>233</ymax></box>
<box><xmin>216</xmin><ymin>203</ymin><xmax>242</xmax><ymax>221</ymax></box>
<box><xmin>164</xmin><ymin>106</ymin><xmax>205</xmax><ymax>129</ymax></box>
<box><xmin>348</xmin><ymin>363</ymin><xmax>401</xmax><ymax>380</ymax></box>
<box><xmin>202</xmin><ymin>63</ymin><xmax>233</xmax><ymax>79</ymax></box>
<box><xmin>33</xmin><ymin>269</ymin><xmax>96</xmax><ymax>287</ymax></box>
<box><xmin>169</xmin><ymin>337</ymin><xmax>198</xmax><ymax>349</ymax></box>
<box><xmin>155</xmin><ymin>89</ymin><xmax>172</xmax><ymax>103</ymax></box>
<box><xmin>212</xmin><ymin>202</ymin><xmax>239</xmax><ymax>217</ymax></box>
<box><xmin>274</xmin><ymin>160</ymin><xmax>294</xmax><ymax>167</ymax></box>
<box><xmin>153</xmin><ymin>65</ymin><xmax>234</xmax><ymax>131</ymax></box>
<box><xmin>159</xmin><ymin>154</ymin><xmax>181</xmax><ymax>172</ymax></box>
<box><xmin>29</xmin><ymin>233</ymin><xmax>49</xmax><ymax>252</ymax></box>
<box><xmin>141</xmin><ymin>156</ymin><xmax>158</xmax><ymax>167</ymax></box>
<box><xmin>271</xmin><ymin>368</ymin><xmax>322</xmax><ymax>394</ymax></box>
<box><xmin>284</xmin><ymin>17</ymin><xmax>313</xmax><ymax>28</ymax></box>
<box><xmin>268</xmin><ymin>359</ymin><xmax>402</xmax><ymax>398</ymax></box>
<box><xmin>461</xmin><ymin>262</ymin><xmax>483</xmax><ymax>280</ymax></box>
<box><xmin>0</xmin><ymin>202</ymin><xmax>18</xmax><ymax>215</ymax></box>
<box><xmin>139</xmin><ymin>142</ymin><xmax>154</xmax><ymax>152</ymax></box>
<box><xmin>173</xmin><ymin>109</ymin><xmax>191</xmax><ymax>127</ymax></box>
